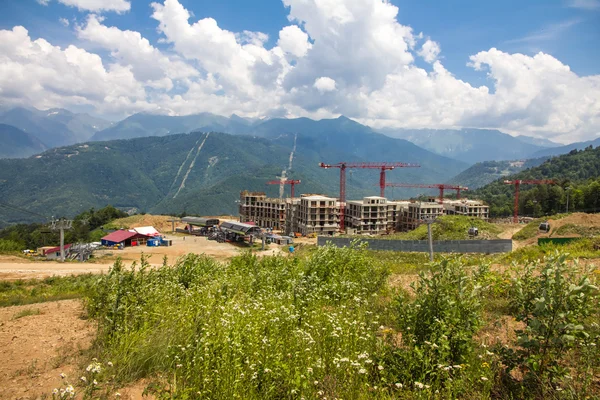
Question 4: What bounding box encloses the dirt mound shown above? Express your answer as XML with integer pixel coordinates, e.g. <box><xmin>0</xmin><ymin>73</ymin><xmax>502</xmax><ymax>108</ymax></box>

<box><xmin>546</xmin><ymin>213</ymin><xmax>600</xmax><ymax>236</ymax></box>
<box><xmin>109</xmin><ymin>215</ymin><xmax>176</xmax><ymax>232</ymax></box>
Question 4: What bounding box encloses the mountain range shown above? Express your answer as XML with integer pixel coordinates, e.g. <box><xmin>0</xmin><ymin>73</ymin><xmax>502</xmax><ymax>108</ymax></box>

<box><xmin>379</xmin><ymin>128</ymin><xmax>558</xmax><ymax>164</ymax></box>
<box><xmin>1</xmin><ymin>106</ymin><xmax>595</xmax><ymax>166</ymax></box>
<box><xmin>0</xmin><ymin>117</ymin><xmax>468</xmax><ymax>226</ymax></box>
<box><xmin>0</xmin><ymin>124</ymin><xmax>47</xmax><ymax>158</ymax></box>
<box><xmin>0</xmin><ymin>107</ymin><xmax>112</xmax><ymax>152</ymax></box>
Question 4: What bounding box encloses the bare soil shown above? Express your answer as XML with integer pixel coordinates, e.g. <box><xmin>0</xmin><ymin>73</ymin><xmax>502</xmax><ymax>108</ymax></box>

<box><xmin>0</xmin><ymin>300</ymin><xmax>95</xmax><ymax>399</ymax></box>
<box><xmin>0</xmin><ymin>234</ymin><xmax>286</xmax><ymax>280</ymax></box>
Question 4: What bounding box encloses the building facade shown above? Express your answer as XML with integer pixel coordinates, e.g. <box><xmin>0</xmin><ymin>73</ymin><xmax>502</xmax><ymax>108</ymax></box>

<box><xmin>239</xmin><ymin>191</ymin><xmax>287</xmax><ymax>229</ymax></box>
<box><xmin>296</xmin><ymin>195</ymin><xmax>339</xmax><ymax>235</ymax></box>
<box><xmin>443</xmin><ymin>199</ymin><xmax>490</xmax><ymax>220</ymax></box>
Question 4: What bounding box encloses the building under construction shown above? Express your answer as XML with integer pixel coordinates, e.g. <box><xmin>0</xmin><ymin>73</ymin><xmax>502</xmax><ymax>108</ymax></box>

<box><xmin>239</xmin><ymin>191</ymin><xmax>489</xmax><ymax>235</ymax></box>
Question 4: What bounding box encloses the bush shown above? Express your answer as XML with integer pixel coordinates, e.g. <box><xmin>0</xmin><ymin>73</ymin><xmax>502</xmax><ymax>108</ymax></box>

<box><xmin>502</xmin><ymin>252</ymin><xmax>600</xmax><ymax>397</ymax></box>
<box><xmin>385</xmin><ymin>258</ymin><xmax>487</xmax><ymax>396</ymax></box>
<box><xmin>0</xmin><ymin>238</ymin><xmax>23</xmax><ymax>253</ymax></box>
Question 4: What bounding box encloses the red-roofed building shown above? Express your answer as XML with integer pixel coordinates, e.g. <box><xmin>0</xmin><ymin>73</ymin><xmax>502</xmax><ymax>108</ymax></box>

<box><xmin>101</xmin><ymin>230</ymin><xmax>150</xmax><ymax>247</ymax></box>
<box><xmin>43</xmin><ymin>244</ymin><xmax>72</xmax><ymax>260</ymax></box>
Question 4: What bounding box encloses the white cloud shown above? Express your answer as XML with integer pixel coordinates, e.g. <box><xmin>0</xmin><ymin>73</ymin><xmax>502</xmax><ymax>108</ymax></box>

<box><xmin>59</xmin><ymin>18</ymin><xmax>70</xmax><ymax>27</ymax></box>
<box><xmin>277</xmin><ymin>25</ymin><xmax>311</xmax><ymax>58</ymax></box>
<box><xmin>0</xmin><ymin>26</ymin><xmax>151</xmax><ymax>116</ymax></box>
<box><xmin>567</xmin><ymin>0</ymin><xmax>600</xmax><ymax>10</ymax></box>
<box><xmin>77</xmin><ymin>14</ymin><xmax>198</xmax><ymax>86</ymax></box>
<box><xmin>418</xmin><ymin>39</ymin><xmax>440</xmax><ymax>63</ymax></box>
<box><xmin>314</xmin><ymin>77</ymin><xmax>336</xmax><ymax>92</ymax></box>
<box><xmin>37</xmin><ymin>0</ymin><xmax>50</xmax><ymax>5</ymax></box>
<box><xmin>2</xmin><ymin>0</ymin><xmax>599</xmax><ymax>142</ymax></box>
<box><xmin>58</xmin><ymin>0</ymin><xmax>130</xmax><ymax>13</ymax></box>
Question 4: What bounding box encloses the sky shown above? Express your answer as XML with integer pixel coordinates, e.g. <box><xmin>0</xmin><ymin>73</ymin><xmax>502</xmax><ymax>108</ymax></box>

<box><xmin>0</xmin><ymin>0</ymin><xmax>599</xmax><ymax>143</ymax></box>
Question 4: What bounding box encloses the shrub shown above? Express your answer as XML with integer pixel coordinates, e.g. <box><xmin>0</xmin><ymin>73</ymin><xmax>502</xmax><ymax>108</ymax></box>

<box><xmin>386</xmin><ymin>258</ymin><xmax>486</xmax><ymax>395</ymax></box>
<box><xmin>502</xmin><ymin>252</ymin><xmax>600</xmax><ymax>397</ymax></box>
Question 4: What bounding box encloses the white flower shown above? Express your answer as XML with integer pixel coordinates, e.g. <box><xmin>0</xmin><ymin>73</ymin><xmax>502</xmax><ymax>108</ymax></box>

<box><xmin>481</xmin><ymin>376</ymin><xmax>488</xmax><ymax>381</ymax></box>
<box><xmin>377</xmin><ymin>365</ymin><xmax>384</xmax><ymax>371</ymax></box>
<box><xmin>80</xmin><ymin>376</ymin><xmax>87</xmax><ymax>382</ymax></box>
<box><xmin>115</xmin><ymin>393</ymin><xmax>121</xmax><ymax>397</ymax></box>
<box><xmin>107</xmin><ymin>361</ymin><xmax>113</xmax><ymax>367</ymax></box>
<box><xmin>395</xmin><ymin>382</ymin><xmax>403</xmax><ymax>388</ymax></box>
<box><xmin>264</xmin><ymin>368</ymin><xmax>272</xmax><ymax>373</ymax></box>
<box><xmin>60</xmin><ymin>372</ymin><xmax>66</xmax><ymax>378</ymax></box>
<box><xmin>415</xmin><ymin>381</ymin><xmax>424</xmax><ymax>389</ymax></box>
<box><xmin>53</xmin><ymin>389</ymin><xmax>59</xmax><ymax>394</ymax></box>
<box><xmin>93</xmin><ymin>379</ymin><xmax>98</xmax><ymax>385</ymax></box>
<box><xmin>307</xmin><ymin>367</ymin><xmax>313</xmax><ymax>373</ymax></box>
<box><xmin>358</xmin><ymin>368</ymin><xmax>367</xmax><ymax>374</ymax></box>
<box><xmin>176</xmin><ymin>364</ymin><xmax>183</xmax><ymax>368</ymax></box>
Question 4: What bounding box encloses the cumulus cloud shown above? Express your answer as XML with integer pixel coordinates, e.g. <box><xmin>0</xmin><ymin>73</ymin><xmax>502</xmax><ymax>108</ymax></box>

<box><xmin>59</xmin><ymin>17</ymin><xmax>70</xmax><ymax>27</ymax></box>
<box><xmin>57</xmin><ymin>0</ymin><xmax>130</xmax><ymax>13</ymax></box>
<box><xmin>314</xmin><ymin>77</ymin><xmax>336</xmax><ymax>92</ymax></box>
<box><xmin>2</xmin><ymin>0</ymin><xmax>599</xmax><ymax>142</ymax></box>
<box><xmin>277</xmin><ymin>25</ymin><xmax>312</xmax><ymax>58</ymax></box>
<box><xmin>418</xmin><ymin>39</ymin><xmax>441</xmax><ymax>63</ymax></box>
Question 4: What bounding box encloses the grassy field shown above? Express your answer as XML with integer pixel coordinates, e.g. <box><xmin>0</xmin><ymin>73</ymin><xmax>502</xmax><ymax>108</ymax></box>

<box><xmin>372</xmin><ymin>215</ymin><xmax>502</xmax><ymax>240</ymax></box>
<box><xmin>0</xmin><ymin>274</ymin><xmax>97</xmax><ymax>307</ymax></box>
<box><xmin>29</xmin><ymin>246</ymin><xmax>595</xmax><ymax>399</ymax></box>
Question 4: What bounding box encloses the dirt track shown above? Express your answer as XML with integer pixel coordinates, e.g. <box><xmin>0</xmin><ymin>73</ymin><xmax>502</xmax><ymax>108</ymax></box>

<box><xmin>0</xmin><ymin>234</ymin><xmax>286</xmax><ymax>280</ymax></box>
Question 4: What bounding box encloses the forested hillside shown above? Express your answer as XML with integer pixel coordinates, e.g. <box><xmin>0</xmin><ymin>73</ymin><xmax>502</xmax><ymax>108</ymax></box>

<box><xmin>0</xmin><ymin>127</ymin><xmax>466</xmax><ymax>226</ymax></box>
<box><xmin>448</xmin><ymin>157</ymin><xmax>548</xmax><ymax>189</ymax></box>
<box><xmin>473</xmin><ymin>146</ymin><xmax>600</xmax><ymax>217</ymax></box>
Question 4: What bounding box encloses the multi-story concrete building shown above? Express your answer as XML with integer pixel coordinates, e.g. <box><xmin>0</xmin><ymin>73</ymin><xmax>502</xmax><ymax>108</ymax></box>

<box><xmin>297</xmin><ymin>195</ymin><xmax>339</xmax><ymax>235</ymax></box>
<box><xmin>398</xmin><ymin>201</ymin><xmax>445</xmax><ymax>231</ymax></box>
<box><xmin>239</xmin><ymin>191</ymin><xmax>287</xmax><ymax>229</ymax></box>
<box><xmin>444</xmin><ymin>199</ymin><xmax>489</xmax><ymax>220</ymax></box>
<box><xmin>345</xmin><ymin>196</ymin><xmax>406</xmax><ymax>234</ymax></box>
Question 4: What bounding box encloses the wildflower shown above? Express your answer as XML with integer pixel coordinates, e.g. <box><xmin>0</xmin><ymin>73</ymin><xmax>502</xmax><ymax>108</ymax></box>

<box><xmin>358</xmin><ymin>368</ymin><xmax>367</xmax><ymax>374</ymax></box>
<box><xmin>556</xmin><ymin>387</ymin><xmax>563</xmax><ymax>392</ymax></box>
<box><xmin>395</xmin><ymin>383</ymin><xmax>403</xmax><ymax>388</ymax></box>
<box><xmin>80</xmin><ymin>376</ymin><xmax>87</xmax><ymax>382</ymax></box>
<box><xmin>53</xmin><ymin>389</ymin><xmax>59</xmax><ymax>394</ymax></box>
<box><xmin>307</xmin><ymin>367</ymin><xmax>313</xmax><ymax>373</ymax></box>
<box><xmin>115</xmin><ymin>393</ymin><xmax>121</xmax><ymax>397</ymax></box>
<box><xmin>314</xmin><ymin>380</ymin><xmax>319</xmax><ymax>385</ymax></box>
<box><xmin>415</xmin><ymin>382</ymin><xmax>424</xmax><ymax>389</ymax></box>
<box><xmin>377</xmin><ymin>365</ymin><xmax>384</xmax><ymax>371</ymax></box>
<box><xmin>482</xmin><ymin>362</ymin><xmax>489</xmax><ymax>368</ymax></box>
<box><xmin>93</xmin><ymin>379</ymin><xmax>98</xmax><ymax>386</ymax></box>
<box><xmin>107</xmin><ymin>361</ymin><xmax>113</xmax><ymax>367</ymax></box>
<box><xmin>453</xmin><ymin>365</ymin><xmax>461</xmax><ymax>369</ymax></box>
<box><xmin>176</xmin><ymin>364</ymin><xmax>183</xmax><ymax>368</ymax></box>
<box><xmin>485</xmin><ymin>350</ymin><xmax>494</xmax><ymax>356</ymax></box>
<box><xmin>264</xmin><ymin>368</ymin><xmax>272</xmax><ymax>373</ymax></box>
<box><xmin>60</xmin><ymin>373</ymin><xmax>66</xmax><ymax>379</ymax></box>
<box><xmin>481</xmin><ymin>376</ymin><xmax>488</xmax><ymax>381</ymax></box>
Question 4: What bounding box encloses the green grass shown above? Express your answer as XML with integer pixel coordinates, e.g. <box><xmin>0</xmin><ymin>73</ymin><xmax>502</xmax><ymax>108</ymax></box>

<box><xmin>500</xmin><ymin>238</ymin><xmax>600</xmax><ymax>264</ymax></box>
<box><xmin>12</xmin><ymin>307</ymin><xmax>41</xmax><ymax>319</ymax></box>
<box><xmin>76</xmin><ymin>248</ymin><xmax>600</xmax><ymax>400</ymax></box>
<box><xmin>554</xmin><ymin>223</ymin><xmax>600</xmax><ymax>237</ymax></box>
<box><xmin>0</xmin><ymin>274</ymin><xmax>99</xmax><ymax>307</ymax></box>
<box><xmin>382</xmin><ymin>215</ymin><xmax>501</xmax><ymax>240</ymax></box>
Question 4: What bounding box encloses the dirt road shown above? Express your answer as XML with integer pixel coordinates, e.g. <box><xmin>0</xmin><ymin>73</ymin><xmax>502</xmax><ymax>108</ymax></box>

<box><xmin>0</xmin><ymin>234</ymin><xmax>286</xmax><ymax>280</ymax></box>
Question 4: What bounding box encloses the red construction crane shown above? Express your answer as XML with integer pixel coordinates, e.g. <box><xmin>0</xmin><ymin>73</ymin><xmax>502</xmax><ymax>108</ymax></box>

<box><xmin>319</xmin><ymin>162</ymin><xmax>420</xmax><ymax>230</ymax></box>
<box><xmin>266</xmin><ymin>179</ymin><xmax>301</xmax><ymax>198</ymax></box>
<box><xmin>503</xmin><ymin>179</ymin><xmax>556</xmax><ymax>223</ymax></box>
<box><xmin>384</xmin><ymin>183</ymin><xmax>468</xmax><ymax>203</ymax></box>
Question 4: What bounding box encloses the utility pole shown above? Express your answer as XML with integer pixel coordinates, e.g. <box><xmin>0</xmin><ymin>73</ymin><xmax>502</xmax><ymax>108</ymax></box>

<box><xmin>51</xmin><ymin>218</ymin><xmax>73</xmax><ymax>262</ymax></box>
<box><xmin>168</xmin><ymin>218</ymin><xmax>179</xmax><ymax>233</ymax></box>
<box><xmin>424</xmin><ymin>216</ymin><xmax>436</xmax><ymax>262</ymax></box>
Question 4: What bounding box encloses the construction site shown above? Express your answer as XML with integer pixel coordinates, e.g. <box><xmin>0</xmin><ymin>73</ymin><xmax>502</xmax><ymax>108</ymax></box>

<box><xmin>239</xmin><ymin>161</ymin><xmax>489</xmax><ymax>236</ymax></box>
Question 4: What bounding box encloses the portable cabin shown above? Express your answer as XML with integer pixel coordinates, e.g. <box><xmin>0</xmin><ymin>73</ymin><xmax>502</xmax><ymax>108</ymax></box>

<box><xmin>181</xmin><ymin>217</ymin><xmax>220</xmax><ymax>227</ymax></box>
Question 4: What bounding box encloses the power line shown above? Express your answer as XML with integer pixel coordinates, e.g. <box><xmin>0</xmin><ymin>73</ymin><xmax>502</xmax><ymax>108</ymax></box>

<box><xmin>0</xmin><ymin>201</ymin><xmax>50</xmax><ymax>221</ymax></box>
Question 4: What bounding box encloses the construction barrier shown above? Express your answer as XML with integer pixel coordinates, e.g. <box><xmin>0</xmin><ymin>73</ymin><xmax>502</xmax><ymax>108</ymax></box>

<box><xmin>538</xmin><ymin>237</ymin><xmax>581</xmax><ymax>246</ymax></box>
<box><xmin>317</xmin><ymin>237</ymin><xmax>512</xmax><ymax>254</ymax></box>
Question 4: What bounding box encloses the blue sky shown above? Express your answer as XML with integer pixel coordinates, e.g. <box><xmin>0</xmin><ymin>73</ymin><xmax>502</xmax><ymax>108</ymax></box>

<box><xmin>2</xmin><ymin>0</ymin><xmax>597</xmax><ymax>81</ymax></box>
<box><xmin>0</xmin><ymin>0</ymin><xmax>598</xmax><ymax>142</ymax></box>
